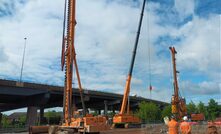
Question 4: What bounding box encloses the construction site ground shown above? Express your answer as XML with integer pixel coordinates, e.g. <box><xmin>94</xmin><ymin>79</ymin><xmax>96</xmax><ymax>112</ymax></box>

<box><xmin>2</xmin><ymin>124</ymin><xmax>221</xmax><ymax>134</ymax></box>
<box><xmin>102</xmin><ymin>124</ymin><xmax>221</xmax><ymax>134</ymax></box>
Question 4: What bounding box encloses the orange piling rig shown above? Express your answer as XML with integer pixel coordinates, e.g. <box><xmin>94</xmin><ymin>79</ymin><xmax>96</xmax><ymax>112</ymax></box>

<box><xmin>61</xmin><ymin>0</ymin><xmax>87</xmax><ymax>126</ymax></box>
<box><xmin>113</xmin><ymin>0</ymin><xmax>146</xmax><ymax>128</ymax></box>
<box><xmin>169</xmin><ymin>47</ymin><xmax>187</xmax><ymax>120</ymax></box>
<box><xmin>58</xmin><ymin>0</ymin><xmax>109</xmax><ymax>133</ymax></box>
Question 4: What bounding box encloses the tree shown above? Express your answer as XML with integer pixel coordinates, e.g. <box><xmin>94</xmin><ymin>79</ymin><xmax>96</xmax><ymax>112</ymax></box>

<box><xmin>45</xmin><ymin>110</ymin><xmax>61</xmax><ymax>124</ymax></box>
<box><xmin>207</xmin><ymin>99</ymin><xmax>219</xmax><ymax>120</ymax></box>
<box><xmin>187</xmin><ymin>101</ymin><xmax>197</xmax><ymax>114</ymax></box>
<box><xmin>161</xmin><ymin>105</ymin><xmax>172</xmax><ymax>119</ymax></box>
<box><xmin>1</xmin><ymin>114</ymin><xmax>10</xmax><ymax>128</ymax></box>
<box><xmin>136</xmin><ymin>101</ymin><xmax>160</xmax><ymax>123</ymax></box>
<box><xmin>19</xmin><ymin>115</ymin><xmax>26</xmax><ymax>126</ymax></box>
<box><xmin>197</xmin><ymin>101</ymin><xmax>208</xmax><ymax>119</ymax></box>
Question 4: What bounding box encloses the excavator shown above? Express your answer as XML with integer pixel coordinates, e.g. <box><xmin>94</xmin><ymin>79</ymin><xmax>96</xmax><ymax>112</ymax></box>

<box><xmin>169</xmin><ymin>46</ymin><xmax>187</xmax><ymax>120</ymax></box>
<box><xmin>112</xmin><ymin>0</ymin><xmax>146</xmax><ymax>128</ymax></box>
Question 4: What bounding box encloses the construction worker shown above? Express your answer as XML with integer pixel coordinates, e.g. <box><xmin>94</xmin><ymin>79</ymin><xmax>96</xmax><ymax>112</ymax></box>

<box><xmin>168</xmin><ymin>115</ymin><xmax>179</xmax><ymax>134</ymax></box>
<box><xmin>180</xmin><ymin>116</ymin><xmax>191</xmax><ymax>134</ymax></box>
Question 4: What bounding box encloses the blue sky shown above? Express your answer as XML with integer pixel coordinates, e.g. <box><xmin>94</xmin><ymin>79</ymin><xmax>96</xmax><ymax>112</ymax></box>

<box><xmin>0</xmin><ymin>0</ymin><xmax>220</xmax><ymax>111</ymax></box>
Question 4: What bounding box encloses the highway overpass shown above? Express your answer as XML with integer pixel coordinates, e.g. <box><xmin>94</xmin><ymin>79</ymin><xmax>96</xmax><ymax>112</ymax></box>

<box><xmin>0</xmin><ymin>79</ymin><xmax>168</xmax><ymax>126</ymax></box>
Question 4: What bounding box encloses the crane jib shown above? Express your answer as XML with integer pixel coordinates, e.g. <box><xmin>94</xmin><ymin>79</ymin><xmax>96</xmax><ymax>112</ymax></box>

<box><xmin>128</xmin><ymin>0</ymin><xmax>146</xmax><ymax>76</ymax></box>
<box><xmin>120</xmin><ymin>0</ymin><xmax>146</xmax><ymax>115</ymax></box>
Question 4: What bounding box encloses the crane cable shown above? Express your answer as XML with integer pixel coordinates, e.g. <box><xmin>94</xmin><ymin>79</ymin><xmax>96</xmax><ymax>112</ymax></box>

<box><xmin>147</xmin><ymin>3</ymin><xmax>152</xmax><ymax>98</ymax></box>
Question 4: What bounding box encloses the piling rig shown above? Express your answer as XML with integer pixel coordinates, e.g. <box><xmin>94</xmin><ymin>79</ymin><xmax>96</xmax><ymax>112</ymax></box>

<box><xmin>57</xmin><ymin>0</ymin><xmax>109</xmax><ymax>133</ymax></box>
<box><xmin>169</xmin><ymin>47</ymin><xmax>187</xmax><ymax>120</ymax></box>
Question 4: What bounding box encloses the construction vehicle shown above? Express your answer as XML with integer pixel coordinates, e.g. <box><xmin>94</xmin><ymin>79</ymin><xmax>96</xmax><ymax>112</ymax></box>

<box><xmin>190</xmin><ymin>113</ymin><xmax>205</xmax><ymax>122</ymax></box>
<box><xmin>112</xmin><ymin>0</ymin><xmax>146</xmax><ymax>128</ymax></box>
<box><xmin>56</xmin><ymin>0</ymin><xmax>109</xmax><ymax>133</ymax></box>
<box><xmin>29</xmin><ymin>0</ymin><xmax>109</xmax><ymax>133</ymax></box>
<box><xmin>169</xmin><ymin>47</ymin><xmax>187</xmax><ymax>120</ymax></box>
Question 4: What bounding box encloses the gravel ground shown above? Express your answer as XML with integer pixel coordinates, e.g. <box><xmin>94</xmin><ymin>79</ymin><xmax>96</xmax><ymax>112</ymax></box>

<box><xmin>2</xmin><ymin>125</ymin><xmax>220</xmax><ymax>134</ymax></box>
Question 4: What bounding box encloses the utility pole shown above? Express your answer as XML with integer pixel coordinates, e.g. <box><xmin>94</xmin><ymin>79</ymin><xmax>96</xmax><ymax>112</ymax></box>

<box><xmin>19</xmin><ymin>37</ymin><xmax>27</xmax><ymax>82</ymax></box>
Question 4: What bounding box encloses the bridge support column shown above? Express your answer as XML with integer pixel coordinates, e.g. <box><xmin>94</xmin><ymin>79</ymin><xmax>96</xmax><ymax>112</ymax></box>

<box><xmin>40</xmin><ymin>108</ymin><xmax>44</xmax><ymax>125</ymax></box>
<box><xmin>104</xmin><ymin>100</ymin><xmax>108</xmax><ymax>115</ymax></box>
<box><xmin>97</xmin><ymin>110</ymin><xmax>101</xmax><ymax>115</ymax></box>
<box><xmin>26</xmin><ymin>106</ymin><xmax>38</xmax><ymax>127</ymax></box>
<box><xmin>0</xmin><ymin>113</ymin><xmax>2</xmax><ymax>128</ymax></box>
<box><xmin>110</xmin><ymin>105</ymin><xmax>115</xmax><ymax>114</ymax></box>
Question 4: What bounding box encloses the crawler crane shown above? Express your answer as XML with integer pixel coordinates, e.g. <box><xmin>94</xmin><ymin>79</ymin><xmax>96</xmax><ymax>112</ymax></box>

<box><xmin>169</xmin><ymin>47</ymin><xmax>187</xmax><ymax>120</ymax></box>
<box><xmin>113</xmin><ymin>0</ymin><xmax>146</xmax><ymax>128</ymax></box>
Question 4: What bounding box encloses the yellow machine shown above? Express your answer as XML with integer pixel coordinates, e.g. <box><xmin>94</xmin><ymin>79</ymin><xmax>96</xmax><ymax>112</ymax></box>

<box><xmin>112</xmin><ymin>0</ymin><xmax>147</xmax><ymax>128</ymax></box>
<box><xmin>169</xmin><ymin>47</ymin><xmax>187</xmax><ymax>120</ymax></box>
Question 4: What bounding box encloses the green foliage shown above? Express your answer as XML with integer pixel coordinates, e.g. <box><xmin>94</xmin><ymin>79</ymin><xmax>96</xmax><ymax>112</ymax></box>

<box><xmin>107</xmin><ymin>112</ymin><xmax>115</xmax><ymax>117</ymax></box>
<box><xmin>91</xmin><ymin>111</ymin><xmax>99</xmax><ymax>116</ymax></box>
<box><xmin>207</xmin><ymin>99</ymin><xmax>219</xmax><ymax>120</ymax></box>
<box><xmin>186</xmin><ymin>99</ymin><xmax>220</xmax><ymax>121</ymax></box>
<box><xmin>18</xmin><ymin>115</ymin><xmax>26</xmax><ymax>126</ymax></box>
<box><xmin>45</xmin><ymin>110</ymin><xmax>61</xmax><ymax>124</ymax></box>
<box><xmin>187</xmin><ymin>101</ymin><xmax>197</xmax><ymax>114</ymax></box>
<box><xmin>197</xmin><ymin>101</ymin><xmax>208</xmax><ymax>119</ymax></box>
<box><xmin>1</xmin><ymin>114</ymin><xmax>10</xmax><ymax>128</ymax></box>
<box><xmin>136</xmin><ymin>101</ymin><xmax>160</xmax><ymax>123</ymax></box>
<box><xmin>161</xmin><ymin>105</ymin><xmax>172</xmax><ymax>119</ymax></box>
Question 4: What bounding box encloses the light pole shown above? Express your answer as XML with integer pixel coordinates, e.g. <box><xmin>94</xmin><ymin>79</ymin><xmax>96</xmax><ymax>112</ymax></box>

<box><xmin>19</xmin><ymin>37</ymin><xmax>27</xmax><ymax>82</ymax></box>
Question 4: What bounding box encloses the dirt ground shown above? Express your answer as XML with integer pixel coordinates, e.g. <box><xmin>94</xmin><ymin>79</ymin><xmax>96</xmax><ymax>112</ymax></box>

<box><xmin>101</xmin><ymin>124</ymin><xmax>221</xmax><ymax>134</ymax></box>
<box><xmin>2</xmin><ymin>124</ymin><xmax>221</xmax><ymax>134</ymax></box>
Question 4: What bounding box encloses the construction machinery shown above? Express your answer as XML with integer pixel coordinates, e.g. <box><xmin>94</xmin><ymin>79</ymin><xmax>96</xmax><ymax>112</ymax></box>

<box><xmin>169</xmin><ymin>47</ymin><xmax>187</xmax><ymax>120</ymax></box>
<box><xmin>190</xmin><ymin>113</ymin><xmax>205</xmax><ymax>121</ymax></box>
<box><xmin>29</xmin><ymin>0</ymin><xmax>109</xmax><ymax>133</ymax></box>
<box><xmin>112</xmin><ymin>0</ymin><xmax>146</xmax><ymax>128</ymax></box>
<box><xmin>56</xmin><ymin>0</ymin><xmax>109</xmax><ymax>133</ymax></box>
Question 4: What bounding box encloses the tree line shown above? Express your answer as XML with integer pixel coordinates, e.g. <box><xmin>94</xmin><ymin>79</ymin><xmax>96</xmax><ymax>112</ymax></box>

<box><xmin>1</xmin><ymin>110</ymin><xmax>61</xmax><ymax>128</ymax></box>
<box><xmin>1</xmin><ymin>99</ymin><xmax>220</xmax><ymax>127</ymax></box>
<box><xmin>136</xmin><ymin>99</ymin><xmax>221</xmax><ymax>123</ymax></box>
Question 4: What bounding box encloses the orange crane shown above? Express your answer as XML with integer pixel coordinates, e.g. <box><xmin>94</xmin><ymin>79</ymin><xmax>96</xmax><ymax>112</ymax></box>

<box><xmin>58</xmin><ymin>0</ymin><xmax>109</xmax><ymax>133</ymax></box>
<box><xmin>169</xmin><ymin>47</ymin><xmax>187</xmax><ymax>120</ymax></box>
<box><xmin>113</xmin><ymin>0</ymin><xmax>146</xmax><ymax>128</ymax></box>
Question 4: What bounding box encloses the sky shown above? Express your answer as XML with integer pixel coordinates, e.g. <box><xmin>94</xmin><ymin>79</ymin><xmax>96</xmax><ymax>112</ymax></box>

<box><xmin>0</xmin><ymin>0</ymin><xmax>220</xmax><ymax>114</ymax></box>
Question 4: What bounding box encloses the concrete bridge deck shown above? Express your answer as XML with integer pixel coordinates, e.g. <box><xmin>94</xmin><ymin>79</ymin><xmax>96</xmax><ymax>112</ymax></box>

<box><xmin>0</xmin><ymin>79</ymin><xmax>168</xmax><ymax>112</ymax></box>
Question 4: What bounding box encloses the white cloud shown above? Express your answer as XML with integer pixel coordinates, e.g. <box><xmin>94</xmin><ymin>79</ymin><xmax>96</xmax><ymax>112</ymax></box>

<box><xmin>177</xmin><ymin>15</ymin><xmax>220</xmax><ymax>78</ymax></box>
<box><xmin>174</xmin><ymin>0</ymin><xmax>194</xmax><ymax>18</ymax></box>
<box><xmin>0</xmin><ymin>46</ymin><xmax>8</xmax><ymax>62</ymax></box>
<box><xmin>180</xmin><ymin>80</ymin><xmax>220</xmax><ymax>95</ymax></box>
<box><xmin>0</xmin><ymin>0</ymin><xmax>220</xmax><ymax>105</ymax></box>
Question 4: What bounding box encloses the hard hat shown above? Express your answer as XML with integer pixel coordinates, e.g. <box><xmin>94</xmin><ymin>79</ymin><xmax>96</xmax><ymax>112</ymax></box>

<box><xmin>183</xmin><ymin>116</ymin><xmax>188</xmax><ymax>121</ymax></box>
<box><xmin>164</xmin><ymin>116</ymin><xmax>169</xmax><ymax>125</ymax></box>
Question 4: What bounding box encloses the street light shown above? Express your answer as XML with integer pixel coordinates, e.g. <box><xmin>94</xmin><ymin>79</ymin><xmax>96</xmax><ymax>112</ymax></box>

<box><xmin>19</xmin><ymin>37</ymin><xmax>27</xmax><ymax>82</ymax></box>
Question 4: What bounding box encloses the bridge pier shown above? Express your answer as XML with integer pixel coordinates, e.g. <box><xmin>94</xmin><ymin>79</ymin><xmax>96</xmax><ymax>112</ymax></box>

<box><xmin>26</xmin><ymin>106</ymin><xmax>38</xmax><ymax>127</ymax></box>
<box><xmin>109</xmin><ymin>105</ymin><xmax>115</xmax><ymax>114</ymax></box>
<box><xmin>39</xmin><ymin>108</ymin><xmax>44</xmax><ymax>125</ymax></box>
<box><xmin>104</xmin><ymin>100</ymin><xmax>108</xmax><ymax>115</ymax></box>
<box><xmin>0</xmin><ymin>112</ymin><xmax>2</xmax><ymax>128</ymax></box>
<box><xmin>97</xmin><ymin>110</ymin><xmax>101</xmax><ymax>115</ymax></box>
